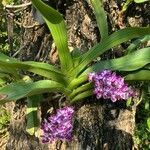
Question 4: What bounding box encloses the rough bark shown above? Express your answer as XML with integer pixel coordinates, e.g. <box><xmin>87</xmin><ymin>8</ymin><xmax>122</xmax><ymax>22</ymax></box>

<box><xmin>4</xmin><ymin>0</ymin><xmax>149</xmax><ymax>150</ymax></box>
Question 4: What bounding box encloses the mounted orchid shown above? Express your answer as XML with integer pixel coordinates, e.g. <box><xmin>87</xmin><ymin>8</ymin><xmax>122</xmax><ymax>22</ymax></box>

<box><xmin>0</xmin><ymin>0</ymin><xmax>150</xmax><ymax>142</ymax></box>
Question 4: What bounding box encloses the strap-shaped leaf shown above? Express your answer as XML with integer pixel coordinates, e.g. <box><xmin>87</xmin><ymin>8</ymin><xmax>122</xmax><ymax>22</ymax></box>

<box><xmin>0</xmin><ymin>54</ymin><xmax>19</xmax><ymax>77</ymax></box>
<box><xmin>26</xmin><ymin>95</ymin><xmax>42</xmax><ymax>135</ymax></box>
<box><xmin>125</xmin><ymin>70</ymin><xmax>150</xmax><ymax>81</ymax></box>
<box><xmin>71</xmin><ymin>90</ymin><xmax>93</xmax><ymax>103</ymax></box>
<box><xmin>0</xmin><ymin>52</ymin><xmax>60</xmax><ymax>73</ymax></box>
<box><xmin>68</xmin><ymin>75</ymin><xmax>88</xmax><ymax>90</ymax></box>
<box><xmin>69</xmin><ymin>83</ymin><xmax>92</xmax><ymax>100</ymax></box>
<box><xmin>31</xmin><ymin>0</ymin><xmax>73</xmax><ymax>72</ymax></box>
<box><xmin>69</xmin><ymin>47</ymin><xmax>150</xmax><ymax>89</ymax></box>
<box><xmin>0</xmin><ymin>80</ymin><xmax>70</xmax><ymax>104</ymax></box>
<box><xmin>126</xmin><ymin>35</ymin><xmax>150</xmax><ymax>54</ymax></box>
<box><xmin>83</xmin><ymin>47</ymin><xmax>150</xmax><ymax>74</ymax></box>
<box><xmin>0</xmin><ymin>52</ymin><xmax>66</xmax><ymax>84</ymax></box>
<box><xmin>71</xmin><ymin>27</ymin><xmax>150</xmax><ymax>76</ymax></box>
<box><xmin>0</xmin><ymin>61</ymin><xmax>65</xmax><ymax>83</ymax></box>
<box><xmin>0</xmin><ymin>66</ymin><xmax>19</xmax><ymax>78</ymax></box>
<box><xmin>90</xmin><ymin>0</ymin><xmax>108</xmax><ymax>40</ymax></box>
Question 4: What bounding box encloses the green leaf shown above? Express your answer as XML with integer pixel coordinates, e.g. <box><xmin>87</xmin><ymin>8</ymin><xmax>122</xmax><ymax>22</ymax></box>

<box><xmin>71</xmin><ymin>48</ymin><xmax>82</xmax><ymax>59</ymax></box>
<box><xmin>147</xmin><ymin>118</ymin><xmax>150</xmax><ymax>130</ymax></box>
<box><xmin>0</xmin><ymin>52</ymin><xmax>60</xmax><ymax>73</ymax></box>
<box><xmin>125</xmin><ymin>70</ymin><xmax>150</xmax><ymax>81</ymax></box>
<box><xmin>71</xmin><ymin>90</ymin><xmax>93</xmax><ymax>103</ymax></box>
<box><xmin>68</xmin><ymin>75</ymin><xmax>88</xmax><ymax>90</ymax></box>
<box><xmin>0</xmin><ymin>52</ymin><xmax>66</xmax><ymax>84</ymax></box>
<box><xmin>0</xmin><ymin>72</ymin><xmax>10</xmax><ymax>79</ymax></box>
<box><xmin>134</xmin><ymin>0</ymin><xmax>149</xmax><ymax>3</ymax></box>
<box><xmin>69</xmin><ymin>47</ymin><xmax>150</xmax><ymax>89</ymax></box>
<box><xmin>82</xmin><ymin>47</ymin><xmax>150</xmax><ymax>75</ymax></box>
<box><xmin>31</xmin><ymin>0</ymin><xmax>73</xmax><ymax>72</ymax></box>
<box><xmin>0</xmin><ymin>66</ymin><xmax>20</xmax><ymax>79</ymax></box>
<box><xmin>0</xmin><ymin>78</ymin><xmax>6</xmax><ymax>86</ymax></box>
<box><xmin>0</xmin><ymin>80</ymin><xmax>70</xmax><ymax>104</ymax></box>
<box><xmin>71</xmin><ymin>27</ymin><xmax>150</xmax><ymax>76</ymax></box>
<box><xmin>89</xmin><ymin>0</ymin><xmax>108</xmax><ymax>40</ymax></box>
<box><xmin>69</xmin><ymin>83</ymin><xmax>92</xmax><ymax>100</ymax></box>
<box><xmin>122</xmin><ymin>0</ymin><xmax>133</xmax><ymax>12</ymax></box>
<box><xmin>126</xmin><ymin>35</ymin><xmax>150</xmax><ymax>54</ymax></box>
<box><xmin>26</xmin><ymin>95</ymin><xmax>42</xmax><ymax>135</ymax></box>
<box><xmin>126</xmin><ymin>98</ymin><xmax>132</xmax><ymax>107</ymax></box>
<box><xmin>71</xmin><ymin>48</ymin><xmax>83</xmax><ymax>67</ymax></box>
<box><xmin>0</xmin><ymin>54</ymin><xmax>20</xmax><ymax>78</ymax></box>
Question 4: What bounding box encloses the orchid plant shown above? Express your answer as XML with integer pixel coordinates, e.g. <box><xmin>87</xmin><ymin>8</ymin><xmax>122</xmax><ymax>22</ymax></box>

<box><xmin>0</xmin><ymin>0</ymin><xmax>150</xmax><ymax>139</ymax></box>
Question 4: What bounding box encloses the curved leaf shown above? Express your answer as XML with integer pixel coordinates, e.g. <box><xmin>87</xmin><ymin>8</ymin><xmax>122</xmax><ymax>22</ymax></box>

<box><xmin>71</xmin><ymin>90</ymin><xmax>93</xmax><ymax>103</ymax></box>
<box><xmin>31</xmin><ymin>0</ymin><xmax>73</xmax><ymax>72</ymax></box>
<box><xmin>126</xmin><ymin>35</ymin><xmax>150</xmax><ymax>54</ymax></box>
<box><xmin>68</xmin><ymin>75</ymin><xmax>88</xmax><ymax>89</ymax></box>
<box><xmin>125</xmin><ymin>70</ymin><xmax>150</xmax><ymax>81</ymax></box>
<box><xmin>0</xmin><ymin>67</ymin><xmax>18</xmax><ymax>77</ymax></box>
<box><xmin>0</xmin><ymin>52</ymin><xmax>66</xmax><ymax>84</ymax></box>
<box><xmin>0</xmin><ymin>54</ymin><xmax>20</xmax><ymax>78</ymax></box>
<box><xmin>69</xmin><ymin>47</ymin><xmax>150</xmax><ymax>89</ymax></box>
<box><xmin>69</xmin><ymin>83</ymin><xmax>92</xmax><ymax>100</ymax></box>
<box><xmin>71</xmin><ymin>27</ymin><xmax>150</xmax><ymax>76</ymax></box>
<box><xmin>0</xmin><ymin>52</ymin><xmax>60</xmax><ymax>73</ymax></box>
<box><xmin>0</xmin><ymin>80</ymin><xmax>70</xmax><ymax>104</ymax></box>
<box><xmin>82</xmin><ymin>47</ymin><xmax>150</xmax><ymax>75</ymax></box>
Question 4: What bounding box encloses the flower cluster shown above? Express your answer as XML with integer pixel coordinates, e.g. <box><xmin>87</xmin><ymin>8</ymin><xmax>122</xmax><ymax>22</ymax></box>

<box><xmin>41</xmin><ymin>106</ymin><xmax>74</xmax><ymax>143</ymax></box>
<box><xmin>89</xmin><ymin>70</ymin><xmax>137</xmax><ymax>102</ymax></box>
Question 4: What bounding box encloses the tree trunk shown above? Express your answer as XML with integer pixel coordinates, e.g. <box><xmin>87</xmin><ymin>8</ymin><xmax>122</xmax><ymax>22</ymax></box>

<box><xmin>5</xmin><ymin>0</ymin><xmax>149</xmax><ymax>149</ymax></box>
